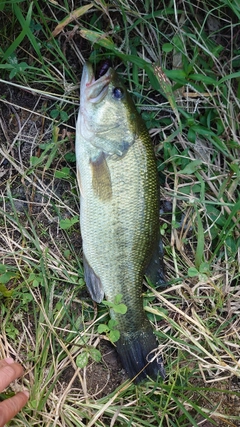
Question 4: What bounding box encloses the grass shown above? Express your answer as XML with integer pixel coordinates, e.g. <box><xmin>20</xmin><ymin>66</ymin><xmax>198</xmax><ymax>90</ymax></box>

<box><xmin>0</xmin><ymin>0</ymin><xmax>240</xmax><ymax>426</ymax></box>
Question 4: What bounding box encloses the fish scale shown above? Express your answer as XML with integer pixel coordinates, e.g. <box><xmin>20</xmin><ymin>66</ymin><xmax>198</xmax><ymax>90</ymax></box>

<box><xmin>76</xmin><ymin>62</ymin><xmax>165</xmax><ymax>382</ymax></box>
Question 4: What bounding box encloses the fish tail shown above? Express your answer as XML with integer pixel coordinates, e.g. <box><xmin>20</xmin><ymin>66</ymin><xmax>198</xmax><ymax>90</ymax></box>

<box><xmin>116</xmin><ymin>326</ymin><xmax>165</xmax><ymax>383</ymax></box>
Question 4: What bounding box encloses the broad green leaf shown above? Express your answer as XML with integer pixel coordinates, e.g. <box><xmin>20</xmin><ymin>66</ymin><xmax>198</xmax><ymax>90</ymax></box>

<box><xmin>0</xmin><ymin>272</ymin><xmax>17</xmax><ymax>284</ymax></box>
<box><xmin>65</xmin><ymin>152</ymin><xmax>76</xmax><ymax>163</ymax></box>
<box><xmin>179</xmin><ymin>160</ymin><xmax>203</xmax><ymax>175</ymax></box>
<box><xmin>205</xmin><ymin>205</ymin><xmax>225</xmax><ymax>226</ymax></box>
<box><xmin>113</xmin><ymin>303</ymin><xmax>127</xmax><ymax>314</ymax></box>
<box><xmin>50</xmin><ymin>109</ymin><xmax>59</xmax><ymax>119</ymax></box>
<box><xmin>97</xmin><ymin>324</ymin><xmax>109</xmax><ymax>334</ymax></box>
<box><xmin>199</xmin><ymin>262</ymin><xmax>210</xmax><ymax>274</ymax></box>
<box><xmin>178</xmin><ymin>184</ymin><xmax>202</xmax><ymax>195</ymax></box>
<box><xmin>17</xmin><ymin>61</ymin><xmax>28</xmax><ymax>71</ymax></box>
<box><xmin>108</xmin><ymin>319</ymin><xmax>118</xmax><ymax>329</ymax></box>
<box><xmin>109</xmin><ymin>329</ymin><xmax>120</xmax><ymax>343</ymax></box>
<box><xmin>60</xmin><ymin>110</ymin><xmax>69</xmax><ymax>122</ymax></box>
<box><xmin>89</xmin><ymin>348</ymin><xmax>101</xmax><ymax>363</ymax></box>
<box><xmin>225</xmin><ymin>236</ymin><xmax>240</xmax><ymax>256</ymax></box>
<box><xmin>5</xmin><ymin>324</ymin><xmax>19</xmax><ymax>340</ymax></box>
<box><xmin>114</xmin><ymin>294</ymin><xmax>123</xmax><ymax>305</ymax></box>
<box><xmin>30</xmin><ymin>156</ymin><xmax>40</xmax><ymax>167</ymax></box>
<box><xmin>59</xmin><ymin>216</ymin><xmax>79</xmax><ymax>230</ymax></box>
<box><xmin>162</xmin><ymin>43</ymin><xmax>173</xmax><ymax>53</ymax></box>
<box><xmin>55</xmin><ymin>167</ymin><xmax>71</xmax><ymax>179</ymax></box>
<box><xmin>0</xmin><ymin>266</ymin><xmax>5</xmax><ymax>273</ymax></box>
<box><xmin>76</xmin><ymin>352</ymin><xmax>89</xmax><ymax>368</ymax></box>
<box><xmin>102</xmin><ymin>300</ymin><xmax>114</xmax><ymax>308</ymax></box>
<box><xmin>188</xmin><ymin>267</ymin><xmax>199</xmax><ymax>277</ymax></box>
<box><xmin>164</xmin><ymin>69</ymin><xmax>187</xmax><ymax>82</ymax></box>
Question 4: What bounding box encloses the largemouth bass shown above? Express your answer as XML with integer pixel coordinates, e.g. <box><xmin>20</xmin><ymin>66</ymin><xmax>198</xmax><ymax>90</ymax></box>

<box><xmin>76</xmin><ymin>62</ymin><xmax>165</xmax><ymax>382</ymax></box>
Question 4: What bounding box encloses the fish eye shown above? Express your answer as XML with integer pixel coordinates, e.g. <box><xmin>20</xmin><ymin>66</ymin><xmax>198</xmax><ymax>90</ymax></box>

<box><xmin>112</xmin><ymin>87</ymin><xmax>124</xmax><ymax>100</ymax></box>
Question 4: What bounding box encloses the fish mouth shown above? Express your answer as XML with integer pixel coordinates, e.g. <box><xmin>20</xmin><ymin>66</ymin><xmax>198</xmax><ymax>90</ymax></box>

<box><xmin>81</xmin><ymin>62</ymin><xmax>112</xmax><ymax>104</ymax></box>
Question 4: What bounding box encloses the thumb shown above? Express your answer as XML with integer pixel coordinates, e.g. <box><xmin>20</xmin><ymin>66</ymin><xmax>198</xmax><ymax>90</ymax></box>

<box><xmin>0</xmin><ymin>390</ymin><xmax>29</xmax><ymax>427</ymax></box>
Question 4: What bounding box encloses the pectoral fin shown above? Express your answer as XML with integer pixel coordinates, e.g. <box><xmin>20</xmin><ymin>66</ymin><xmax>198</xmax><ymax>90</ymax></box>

<box><xmin>83</xmin><ymin>254</ymin><xmax>104</xmax><ymax>303</ymax></box>
<box><xmin>90</xmin><ymin>153</ymin><xmax>112</xmax><ymax>201</ymax></box>
<box><xmin>76</xmin><ymin>167</ymin><xmax>83</xmax><ymax>196</ymax></box>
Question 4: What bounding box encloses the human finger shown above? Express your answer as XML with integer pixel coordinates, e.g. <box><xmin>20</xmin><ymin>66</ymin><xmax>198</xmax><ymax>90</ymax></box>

<box><xmin>0</xmin><ymin>390</ymin><xmax>29</xmax><ymax>427</ymax></box>
<box><xmin>0</xmin><ymin>358</ymin><xmax>24</xmax><ymax>392</ymax></box>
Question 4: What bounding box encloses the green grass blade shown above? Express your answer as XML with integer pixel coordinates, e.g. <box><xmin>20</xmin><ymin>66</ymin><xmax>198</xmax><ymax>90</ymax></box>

<box><xmin>2</xmin><ymin>2</ymin><xmax>41</xmax><ymax>62</ymax></box>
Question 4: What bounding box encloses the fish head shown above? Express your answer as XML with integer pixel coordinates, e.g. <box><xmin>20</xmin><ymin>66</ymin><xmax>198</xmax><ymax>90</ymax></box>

<box><xmin>78</xmin><ymin>62</ymin><xmax>138</xmax><ymax>157</ymax></box>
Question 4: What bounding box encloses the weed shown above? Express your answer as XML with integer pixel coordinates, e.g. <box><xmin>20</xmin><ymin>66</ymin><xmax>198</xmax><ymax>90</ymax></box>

<box><xmin>97</xmin><ymin>294</ymin><xmax>128</xmax><ymax>343</ymax></box>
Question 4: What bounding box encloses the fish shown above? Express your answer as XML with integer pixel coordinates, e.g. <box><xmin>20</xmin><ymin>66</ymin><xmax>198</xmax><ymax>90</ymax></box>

<box><xmin>75</xmin><ymin>61</ymin><xmax>165</xmax><ymax>382</ymax></box>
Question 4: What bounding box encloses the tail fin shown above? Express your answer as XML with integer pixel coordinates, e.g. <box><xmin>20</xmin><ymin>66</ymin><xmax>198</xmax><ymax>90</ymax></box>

<box><xmin>116</xmin><ymin>326</ymin><xmax>165</xmax><ymax>383</ymax></box>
